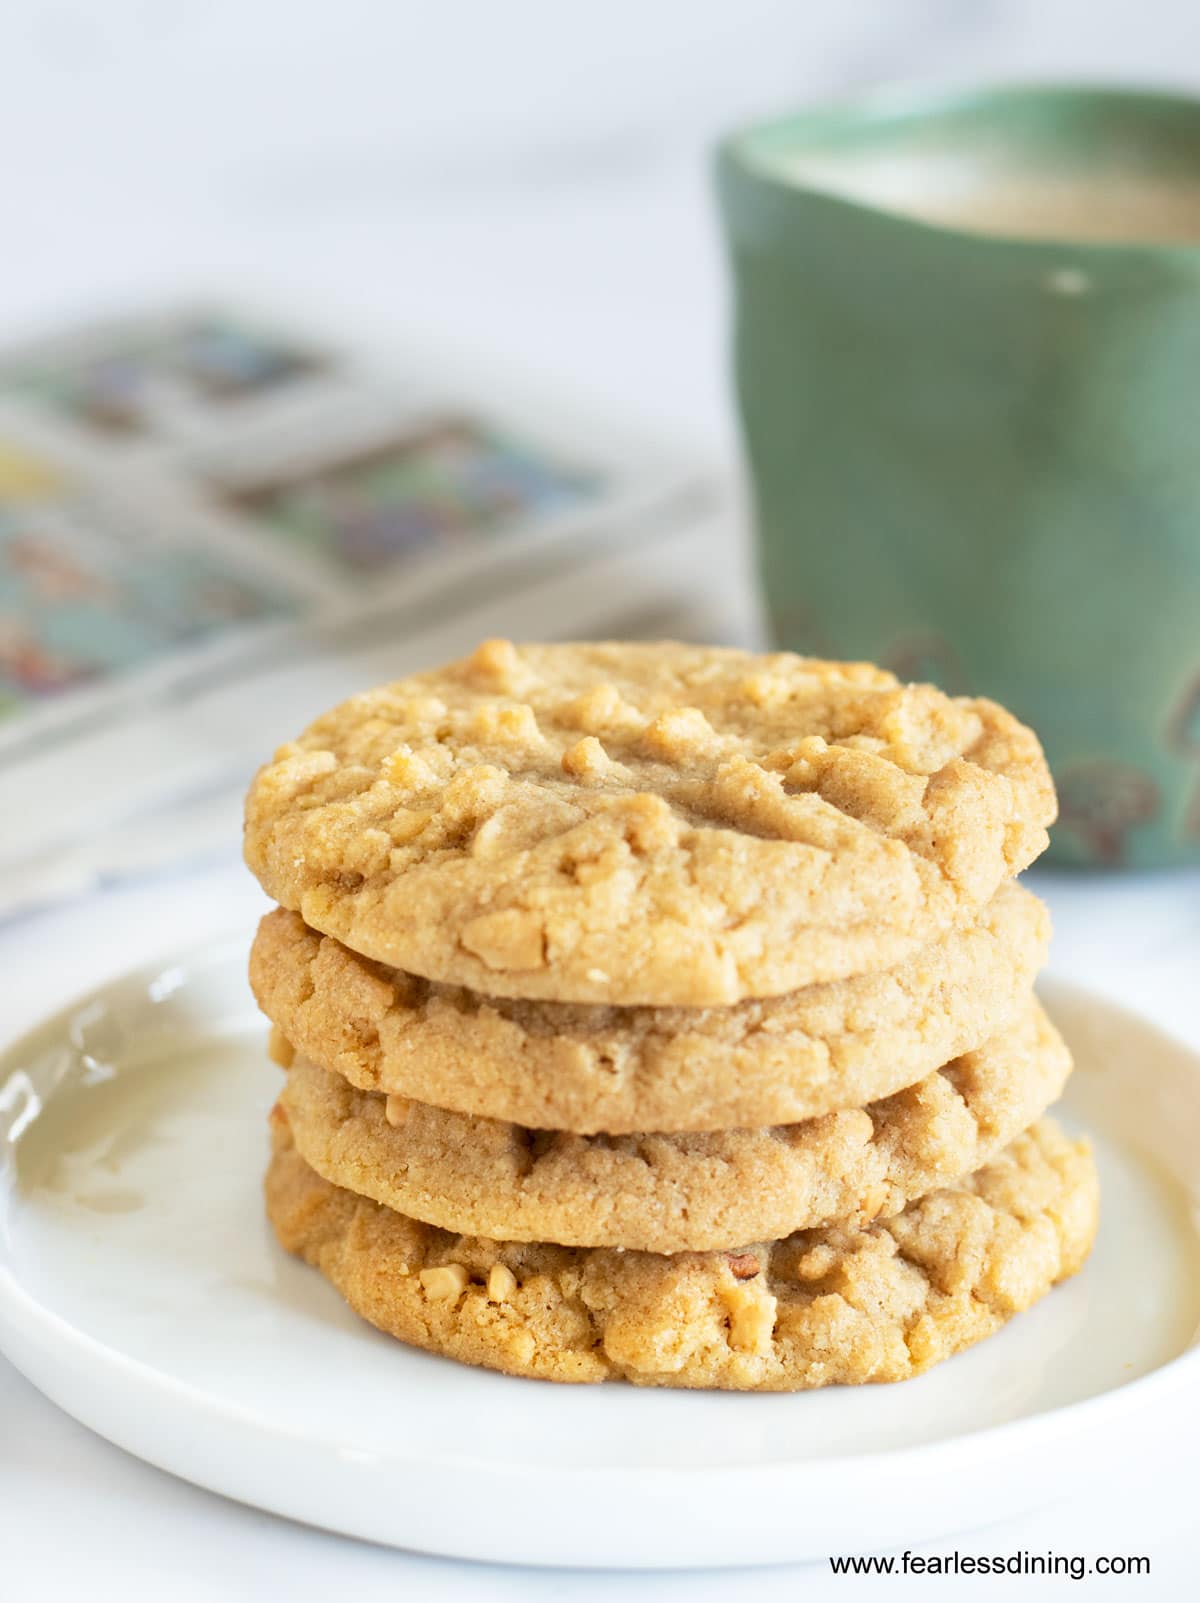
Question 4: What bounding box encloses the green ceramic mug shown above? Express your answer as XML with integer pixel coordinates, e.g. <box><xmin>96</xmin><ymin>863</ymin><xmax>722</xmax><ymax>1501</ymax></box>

<box><xmin>717</xmin><ymin>85</ymin><xmax>1200</xmax><ymax>868</ymax></box>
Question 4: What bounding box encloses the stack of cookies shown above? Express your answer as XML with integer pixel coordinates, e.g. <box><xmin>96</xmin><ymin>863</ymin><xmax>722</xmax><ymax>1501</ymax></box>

<box><xmin>245</xmin><ymin>639</ymin><xmax>1097</xmax><ymax>1390</ymax></box>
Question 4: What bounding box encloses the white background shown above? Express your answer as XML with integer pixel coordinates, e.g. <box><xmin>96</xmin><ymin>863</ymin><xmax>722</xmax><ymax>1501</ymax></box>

<box><xmin>2</xmin><ymin>1</ymin><xmax>1200</xmax><ymax>1597</ymax></box>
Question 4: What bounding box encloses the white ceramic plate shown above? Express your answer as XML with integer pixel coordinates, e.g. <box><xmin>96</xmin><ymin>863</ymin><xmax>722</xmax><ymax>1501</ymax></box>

<box><xmin>1</xmin><ymin>944</ymin><xmax>1198</xmax><ymax>1569</ymax></box>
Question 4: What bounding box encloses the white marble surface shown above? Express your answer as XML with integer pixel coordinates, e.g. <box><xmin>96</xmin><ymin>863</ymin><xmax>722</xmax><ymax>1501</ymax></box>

<box><xmin>3</xmin><ymin>1</ymin><xmax>1200</xmax><ymax>1595</ymax></box>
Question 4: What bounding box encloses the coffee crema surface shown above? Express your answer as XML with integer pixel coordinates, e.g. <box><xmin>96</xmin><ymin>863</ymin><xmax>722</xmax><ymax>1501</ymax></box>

<box><xmin>766</xmin><ymin>149</ymin><xmax>1200</xmax><ymax>243</ymax></box>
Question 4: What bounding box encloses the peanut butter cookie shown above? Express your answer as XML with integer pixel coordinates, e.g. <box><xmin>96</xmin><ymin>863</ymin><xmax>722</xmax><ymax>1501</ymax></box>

<box><xmin>252</xmin><ymin>883</ymin><xmax>1048</xmax><ymax>1132</ymax></box>
<box><xmin>265</xmin><ymin>1111</ymin><xmax>1097</xmax><ymax>1389</ymax></box>
<box><xmin>244</xmin><ymin>640</ymin><xmax>1055</xmax><ymax>1006</ymax></box>
<box><xmin>278</xmin><ymin>1002</ymin><xmax>1069</xmax><ymax>1252</ymax></box>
